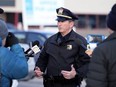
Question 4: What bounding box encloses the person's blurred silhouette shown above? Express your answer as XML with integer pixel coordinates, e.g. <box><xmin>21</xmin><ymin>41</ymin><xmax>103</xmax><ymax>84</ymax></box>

<box><xmin>0</xmin><ymin>8</ymin><xmax>28</xmax><ymax>87</ymax></box>
<box><xmin>86</xmin><ymin>3</ymin><xmax>116</xmax><ymax>87</ymax></box>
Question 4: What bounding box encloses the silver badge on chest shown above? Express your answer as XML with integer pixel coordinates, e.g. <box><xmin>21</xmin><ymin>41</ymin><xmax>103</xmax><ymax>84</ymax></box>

<box><xmin>67</xmin><ymin>45</ymin><xmax>72</xmax><ymax>50</ymax></box>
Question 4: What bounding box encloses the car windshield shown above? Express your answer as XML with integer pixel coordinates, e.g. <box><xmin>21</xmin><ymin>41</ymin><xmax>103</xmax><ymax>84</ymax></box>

<box><xmin>40</xmin><ymin>32</ymin><xmax>55</xmax><ymax>38</ymax></box>
<box><xmin>88</xmin><ymin>35</ymin><xmax>103</xmax><ymax>43</ymax></box>
<box><xmin>12</xmin><ymin>31</ymin><xmax>47</xmax><ymax>46</ymax></box>
<box><xmin>27</xmin><ymin>32</ymin><xmax>47</xmax><ymax>45</ymax></box>
<box><xmin>87</xmin><ymin>34</ymin><xmax>105</xmax><ymax>43</ymax></box>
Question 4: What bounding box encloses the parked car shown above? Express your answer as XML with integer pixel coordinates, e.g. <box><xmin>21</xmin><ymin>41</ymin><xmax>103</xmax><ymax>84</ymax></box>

<box><xmin>12</xmin><ymin>31</ymin><xmax>47</xmax><ymax>46</ymax></box>
<box><xmin>11</xmin><ymin>43</ymin><xmax>30</xmax><ymax>87</ymax></box>
<box><xmin>11</xmin><ymin>30</ymin><xmax>55</xmax><ymax>81</ymax></box>
<box><xmin>11</xmin><ymin>31</ymin><xmax>47</xmax><ymax>81</ymax></box>
<box><xmin>29</xmin><ymin>28</ymin><xmax>57</xmax><ymax>38</ymax></box>
<box><xmin>86</xmin><ymin>34</ymin><xmax>106</xmax><ymax>50</ymax></box>
<box><xmin>19</xmin><ymin>43</ymin><xmax>35</xmax><ymax>81</ymax></box>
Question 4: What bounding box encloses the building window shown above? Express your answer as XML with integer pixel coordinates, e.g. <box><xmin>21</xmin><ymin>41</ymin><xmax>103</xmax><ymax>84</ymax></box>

<box><xmin>77</xmin><ymin>15</ymin><xmax>86</xmax><ymax>28</ymax></box>
<box><xmin>99</xmin><ymin>15</ymin><xmax>107</xmax><ymax>28</ymax></box>
<box><xmin>88</xmin><ymin>15</ymin><xmax>96</xmax><ymax>29</ymax></box>
<box><xmin>75</xmin><ymin>14</ymin><xmax>107</xmax><ymax>29</ymax></box>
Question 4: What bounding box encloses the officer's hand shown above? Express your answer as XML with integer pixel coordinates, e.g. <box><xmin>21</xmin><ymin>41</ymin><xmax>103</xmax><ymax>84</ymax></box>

<box><xmin>5</xmin><ymin>32</ymin><xmax>18</xmax><ymax>47</ymax></box>
<box><xmin>34</xmin><ymin>67</ymin><xmax>43</xmax><ymax>77</ymax></box>
<box><xmin>61</xmin><ymin>65</ymin><xmax>76</xmax><ymax>79</ymax></box>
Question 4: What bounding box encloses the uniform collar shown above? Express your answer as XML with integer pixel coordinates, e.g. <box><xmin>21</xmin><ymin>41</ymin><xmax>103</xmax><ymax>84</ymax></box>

<box><xmin>58</xmin><ymin>30</ymin><xmax>72</xmax><ymax>41</ymax></box>
<box><xmin>49</xmin><ymin>30</ymin><xmax>77</xmax><ymax>45</ymax></box>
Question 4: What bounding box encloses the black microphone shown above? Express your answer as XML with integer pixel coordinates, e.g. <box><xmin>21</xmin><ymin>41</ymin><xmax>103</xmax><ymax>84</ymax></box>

<box><xmin>25</xmin><ymin>40</ymin><xmax>41</xmax><ymax>57</ymax></box>
<box><xmin>76</xmin><ymin>39</ymin><xmax>87</xmax><ymax>50</ymax></box>
<box><xmin>25</xmin><ymin>48</ymin><xmax>31</xmax><ymax>54</ymax></box>
<box><xmin>27</xmin><ymin>46</ymin><xmax>40</xmax><ymax>56</ymax></box>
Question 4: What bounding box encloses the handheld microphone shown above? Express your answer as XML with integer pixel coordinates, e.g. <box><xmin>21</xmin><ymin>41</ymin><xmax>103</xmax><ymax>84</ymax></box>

<box><xmin>25</xmin><ymin>40</ymin><xmax>41</xmax><ymax>57</ymax></box>
<box><xmin>32</xmin><ymin>40</ymin><xmax>42</xmax><ymax>49</ymax></box>
<box><xmin>27</xmin><ymin>45</ymin><xmax>41</xmax><ymax>56</ymax></box>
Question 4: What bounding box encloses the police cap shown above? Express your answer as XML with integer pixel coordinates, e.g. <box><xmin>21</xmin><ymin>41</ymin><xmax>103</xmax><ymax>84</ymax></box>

<box><xmin>56</xmin><ymin>7</ymin><xmax>78</xmax><ymax>21</ymax></box>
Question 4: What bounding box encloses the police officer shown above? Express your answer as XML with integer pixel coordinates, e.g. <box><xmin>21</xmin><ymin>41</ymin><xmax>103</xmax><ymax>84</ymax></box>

<box><xmin>34</xmin><ymin>7</ymin><xmax>90</xmax><ymax>87</ymax></box>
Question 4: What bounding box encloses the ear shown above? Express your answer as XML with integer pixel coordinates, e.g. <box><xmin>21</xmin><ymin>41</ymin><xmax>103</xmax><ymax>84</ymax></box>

<box><xmin>70</xmin><ymin>21</ymin><xmax>74</xmax><ymax>28</ymax></box>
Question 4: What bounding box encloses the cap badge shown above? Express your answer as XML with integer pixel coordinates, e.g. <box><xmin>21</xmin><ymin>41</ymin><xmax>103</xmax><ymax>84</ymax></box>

<box><xmin>67</xmin><ymin>45</ymin><xmax>72</xmax><ymax>50</ymax></box>
<box><xmin>58</xmin><ymin>8</ymin><xmax>63</xmax><ymax>15</ymax></box>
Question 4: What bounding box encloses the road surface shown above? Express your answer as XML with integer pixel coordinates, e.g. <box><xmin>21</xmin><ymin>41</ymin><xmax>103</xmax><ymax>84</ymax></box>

<box><xmin>18</xmin><ymin>77</ymin><xmax>86</xmax><ymax>87</ymax></box>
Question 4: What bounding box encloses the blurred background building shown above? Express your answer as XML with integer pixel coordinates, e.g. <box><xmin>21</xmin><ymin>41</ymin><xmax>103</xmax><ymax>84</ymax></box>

<box><xmin>0</xmin><ymin>0</ymin><xmax>115</xmax><ymax>36</ymax></box>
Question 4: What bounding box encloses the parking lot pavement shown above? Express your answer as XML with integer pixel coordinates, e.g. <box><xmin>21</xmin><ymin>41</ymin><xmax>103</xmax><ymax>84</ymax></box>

<box><xmin>18</xmin><ymin>77</ymin><xmax>43</xmax><ymax>87</ymax></box>
<box><xmin>18</xmin><ymin>77</ymin><xmax>86</xmax><ymax>87</ymax></box>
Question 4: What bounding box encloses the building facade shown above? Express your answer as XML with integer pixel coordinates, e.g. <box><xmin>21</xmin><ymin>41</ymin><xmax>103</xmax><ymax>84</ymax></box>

<box><xmin>0</xmin><ymin>0</ymin><xmax>115</xmax><ymax>35</ymax></box>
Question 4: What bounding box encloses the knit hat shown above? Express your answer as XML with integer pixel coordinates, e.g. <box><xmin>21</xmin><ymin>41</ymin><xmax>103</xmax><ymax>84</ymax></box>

<box><xmin>0</xmin><ymin>19</ymin><xmax>8</xmax><ymax>40</ymax></box>
<box><xmin>0</xmin><ymin>8</ymin><xmax>4</xmax><ymax>14</ymax></box>
<box><xmin>107</xmin><ymin>4</ymin><xmax>116</xmax><ymax>31</ymax></box>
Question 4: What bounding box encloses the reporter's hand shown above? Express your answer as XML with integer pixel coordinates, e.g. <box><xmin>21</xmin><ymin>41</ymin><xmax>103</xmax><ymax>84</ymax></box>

<box><xmin>5</xmin><ymin>32</ymin><xmax>19</xmax><ymax>47</ymax></box>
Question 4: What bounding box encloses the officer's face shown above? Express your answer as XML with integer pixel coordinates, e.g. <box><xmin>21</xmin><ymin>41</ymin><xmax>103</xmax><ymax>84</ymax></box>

<box><xmin>57</xmin><ymin>20</ymin><xmax>74</xmax><ymax>36</ymax></box>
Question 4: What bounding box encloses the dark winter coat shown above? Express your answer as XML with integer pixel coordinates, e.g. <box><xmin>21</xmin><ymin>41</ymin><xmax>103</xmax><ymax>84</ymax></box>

<box><xmin>86</xmin><ymin>32</ymin><xmax>116</xmax><ymax>87</ymax></box>
<box><xmin>36</xmin><ymin>30</ymin><xmax>90</xmax><ymax>84</ymax></box>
